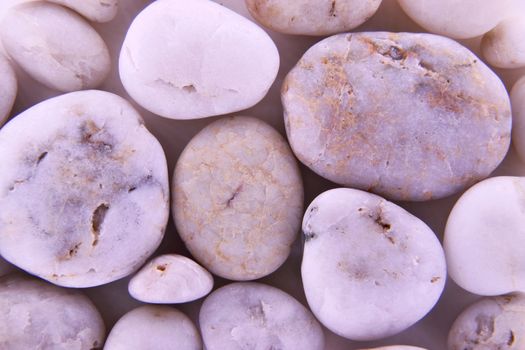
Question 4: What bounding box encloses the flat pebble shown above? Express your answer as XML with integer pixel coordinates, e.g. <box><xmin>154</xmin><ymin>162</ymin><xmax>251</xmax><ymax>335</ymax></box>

<box><xmin>283</xmin><ymin>32</ymin><xmax>511</xmax><ymax>201</ymax></box>
<box><xmin>245</xmin><ymin>0</ymin><xmax>382</xmax><ymax>36</ymax></box>
<box><xmin>0</xmin><ymin>2</ymin><xmax>110</xmax><ymax>92</ymax></box>
<box><xmin>444</xmin><ymin>176</ymin><xmax>525</xmax><ymax>296</ymax></box>
<box><xmin>0</xmin><ymin>275</ymin><xmax>105</xmax><ymax>349</ymax></box>
<box><xmin>120</xmin><ymin>0</ymin><xmax>279</xmax><ymax>120</ymax></box>
<box><xmin>47</xmin><ymin>0</ymin><xmax>119</xmax><ymax>23</ymax></box>
<box><xmin>0</xmin><ymin>54</ymin><xmax>16</xmax><ymax>126</ymax></box>
<box><xmin>482</xmin><ymin>16</ymin><xmax>525</xmax><ymax>69</ymax></box>
<box><xmin>173</xmin><ymin>116</ymin><xmax>303</xmax><ymax>280</ymax></box>
<box><xmin>0</xmin><ymin>90</ymin><xmax>169</xmax><ymax>288</ymax></box>
<box><xmin>301</xmin><ymin>188</ymin><xmax>446</xmax><ymax>340</ymax></box>
<box><xmin>128</xmin><ymin>254</ymin><xmax>214</xmax><ymax>304</ymax></box>
<box><xmin>511</xmin><ymin>76</ymin><xmax>525</xmax><ymax>161</ymax></box>
<box><xmin>104</xmin><ymin>305</ymin><xmax>201</xmax><ymax>350</ymax></box>
<box><xmin>199</xmin><ymin>282</ymin><xmax>324</xmax><ymax>350</ymax></box>
<box><xmin>448</xmin><ymin>294</ymin><xmax>525</xmax><ymax>350</ymax></box>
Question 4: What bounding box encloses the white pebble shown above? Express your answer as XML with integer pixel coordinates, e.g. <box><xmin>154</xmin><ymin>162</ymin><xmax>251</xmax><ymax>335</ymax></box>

<box><xmin>0</xmin><ymin>54</ymin><xmax>16</xmax><ymax>126</ymax></box>
<box><xmin>481</xmin><ymin>16</ymin><xmax>525</xmax><ymax>69</ymax></box>
<box><xmin>47</xmin><ymin>0</ymin><xmax>119</xmax><ymax>23</ymax></box>
<box><xmin>511</xmin><ymin>76</ymin><xmax>525</xmax><ymax>161</ymax></box>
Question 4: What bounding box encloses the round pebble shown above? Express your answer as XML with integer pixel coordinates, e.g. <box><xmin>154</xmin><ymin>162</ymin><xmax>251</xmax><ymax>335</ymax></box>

<box><xmin>511</xmin><ymin>76</ymin><xmax>525</xmax><ymax>161</ymax></box>
<box><xmin>173</xmin><ymin>116</ymin><xmax>303</xmax><ymax>280</ymax></box>
<box><xmin>47</xmin><ymin>0</ymin><xmax>119</xmax><ymax>23</ymax></box>
<box><xmin>0</xmin><ymin>2</ymin><xmax>111</xmax><ymax>92</ymax></box>
<box><xmin>200</xmin><ymin>282</ymin><xmax>324</xmax><ymax>350</ymax></box>
<box><xmin>104</xmin><ymin>305</ymin><xmax>201</xmax><ymax>350</ymax></box>
<box><xmin>0</xmin><ymin>90</ymin><xmax>169</xmax><ymax>288</ymax></box>
<box><xmin>0</xmin><ymin>54</ymin><xmax>16</xmax><ymax>126</ymax></box>
<box><xmin>0</xmin><ymin>275</ymin><xmax>105</xmax><ymax>349</ymax></box>
<box><xmin>119</xmin><ymin>0</ymin><xmax>279</xmax><ymax>120</ymax></box>
<box><xmin>283</xmin><ymin>32</ymin><xmax>511</xmax><ymax>201</ymax></box>
<box><xmin>481</xmin><ymin>16</ymin><xmax>525</xmax><ymax>69</ymax></box>
<box><xmin>444</xmin><ymin>176</ymin><xmax>525</xmax><ymax>296</ymax></box>
<box><xmin>448</xmin><ymin>294</ymin><xmax>525</xmax><ymax>350</ymax></box>
<box><xmin>301</xmin><ymin>188</ymin><xmax>446</xmax><ymax>340</ymax></box>
<box><xmin>128</xmin><ymin>254</ymin><xmax>214</xmax><ymax>304</ymax></box>
<box><xmin>245</xmin><ymin>0</ymin><xmax>382</xmax><ymax>36</ymax></box>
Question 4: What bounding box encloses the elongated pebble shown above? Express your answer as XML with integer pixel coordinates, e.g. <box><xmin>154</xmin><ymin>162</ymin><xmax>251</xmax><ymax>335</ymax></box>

<box><xmin>0</xmin><ymin>54</ymin><xmax>16</xmax><ymax>126</ymax></box>
<box><xmin>482</xmin><ymin>16</ymin><xmax>525</xmax><ymax>69</ymax></box>
<box><xmin>47</xmin><ymin>0</ymin><xmax>119</xmax><ymax>23</ymax></box>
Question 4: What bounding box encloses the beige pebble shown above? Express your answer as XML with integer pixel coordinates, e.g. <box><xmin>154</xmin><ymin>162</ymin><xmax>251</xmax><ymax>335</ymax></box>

<box><xmin>482</xmin><ymin>16</ymin><xmax>525</xmax><ymax>69</ymax></box>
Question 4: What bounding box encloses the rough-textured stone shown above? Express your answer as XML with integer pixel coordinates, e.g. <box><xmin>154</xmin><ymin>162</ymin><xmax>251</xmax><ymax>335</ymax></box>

<box><xmin>245</xmin><ymin>0</ymin><xmax>382</xmax><ymax>36</ymax></box>
<box><xmin>47</xmin><ymin>0</ymin><xmax>119</xmax><ymax>23</ymax></box>
<box><xmin>200</xmin><ymin>282</ymin><xmax>324</xmax><ymax>350</ymax></box>
<box><xmin>0</xmin><ymin>54</ymin><xmax>17</xmax><ymax>126</ymax></box>
<box><xmin>511</xmin><ymin>77</ymin><xmax>525</xmax><ymax>161</ymax></box>
<box><xmin>173</xmin><ymin>116</ymin><xmax>303</xmax><ymax>280</ymax></box>
<box><xmin>0</xmin><ymin>90</ymin><xmax>169</xmax><ymax>288</ymax></box>
<box><xmin>283</xmin><ymin>32</ymin><xmax>511</xmax><ymax>201</ymax></box>
<box><xmin>301</xmin><ymin>188</ymin><xmax>446</xmax><ymax>340</ymax></box>
<box><xmin>482</xmin><ymin>16</ymin><xmax>525</xmax><ymax>69</ymax></box>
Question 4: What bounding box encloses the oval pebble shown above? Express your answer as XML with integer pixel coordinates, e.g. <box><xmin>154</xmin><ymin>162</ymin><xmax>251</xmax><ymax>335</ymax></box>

<box><xmin>128</xmin><ymin>254</ymin><xmax>214</xmax><ymax>304</ymax></box>
<box><xmin>200</xmin><ymin>282</ymin><xmax>324</xmax><ymax>350</ymax></box>
<box><xmin>0</xmin><ymin>2</ymin><xmax>111</xmax><ymax>92</ymax></box>
<box><xmin>119</xmin><ymin>0</ymin><xmax>279</xmax><ymax>120</ymax></box>
<box><xmin>511</xmin><ymin>76</ymin><xmax>525</xmax><ymax>161</ymax></box>
<box><xmin>301</xmin><ymin>188</ymin><xmax>446</xmax><ymax>340</ymax></box>
<box><xmin>245</xmin><ymin>0</ymin><xmax>382</xmax><ymax>36</ymax></box>
<box><xmin>0</xmin><ymin>54</ymin><xmax>17</xmax><ymax>126</ymax></box>
<box><xmin>283</xmin><ymin>32</ymin><xmax>511</xmax><ymax>201</ymax></box>
<box><xmin>0</xmin><ymin>275</ymin><xmax>105</xmax><ymax>349</ymax></box>
<box><xmin>0</xmin><ymin>90</ymin><xmax>169</xmax><ymax>288</ymax></box>
<box><xmin>481</xmin><ymin>16</ymin><xmax>525</xmax><ymax>69</ymax></box>
<box><xmin>104</xmin><ymin>305</ymin><xmax>201</xmax><ymax>350</ymax></box>
<box><xmin>444</xmin><ymin>176</ymin><xmax>525</xmax><ymax>296</ymax></box>
<box><xmin>448</xmin><ymin>294</ymin><xmax>525</xmax><ymax>350</ymax></box>
<box><xmin>47</xmin><ymin>0</ymin><xmax>119</xmax><ymax>23</ymax></box>
<box><xmin>173</xmin><ymin>116</ymin><xmax>303</xmax><ymax>280</ymax></box>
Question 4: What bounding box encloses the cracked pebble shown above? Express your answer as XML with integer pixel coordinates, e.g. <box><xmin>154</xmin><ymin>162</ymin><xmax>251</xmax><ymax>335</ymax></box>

<box><xmin>0</xmin><ymin>90</ymin><xmax>169</xmax><ymax>288</ymax></box>
<box><xmin>173</xmin><ymin>116</ymin><xmax>303</xmax><ymax>280</ymax></box>
<box><xmin>47</xmin><ymin>0</ymin><xmax>119</xmax><ymax>23</ymax></box>
<box><xmin>0</xmin><ymin>54</ymin><xmax>16</xmax><ymax>126</ymax></box>
<box><xmin>301</xmin><ymin>188</ymin><xmax>446</xmax><ymax>340</ymax></box>
<box><xmin>282</xmin><ymin>32</ymin><xmax>511</xmax><ymax>201</ymax></box>
<box><xmin>199</xmin><ymin>282</ymin><xmax>324</xmax><ymax>350</ymax></box>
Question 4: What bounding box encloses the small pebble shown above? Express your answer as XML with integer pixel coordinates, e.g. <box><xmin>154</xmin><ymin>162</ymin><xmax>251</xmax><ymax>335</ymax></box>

<box><xmin>511</xmin><ymin>76</ymin><xmax>525</xmax><ymax>161</ymax></box>
<box><xmin>47</xmin><ymin>0</ymin><xmax>119</xmax><ymax>23</ymax></box>
<box><xmin>358</xmin><ymin>347</ymin><xmax>427</xmax><ymax>350</ymax></box>
<box><xmin>481</xmin><ymin>16</ymin><xmax>525</xmax><ymax>69</ymax></box>
<box><xmin>0</xmin><ymin>54</ymin><xmax>16</xmax><ymax>126</ymax></box>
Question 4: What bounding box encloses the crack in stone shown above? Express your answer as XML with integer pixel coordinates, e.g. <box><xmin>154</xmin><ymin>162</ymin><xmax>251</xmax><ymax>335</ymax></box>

<box><xmin>91</xmin><ymin>203</ymin><xmax>109</xmax><ymax>246</ymax></box>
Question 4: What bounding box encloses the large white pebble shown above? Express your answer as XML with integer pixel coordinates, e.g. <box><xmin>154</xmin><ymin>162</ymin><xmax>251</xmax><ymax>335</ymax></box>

<box><xmin>448</xmin><ymin>294</ymin><xmax>525</xmax><ymax>350</ymax></box>
<box><xmin>482</xmin><ymin>16</ymin><xmax>525</xmax><ymax>69</ymax></box>
<box><xmin>302</xmin><ymin>188</ymin><xmax>446</xmax><ymax>340</ymax></box>
<box><xmin>104</xmin><ymin>305</ymin><xmax>201</xmax><ymax>350</ymax></box>
<box><xmin>0</xmin><ymin>275</ymin><xmax>105</xmax><ymax>349</ymax></box>
<box><xmin>47</xmin><ymin>0</ymin><xmax>119</xmax><ymax>23</ymax></box>
<box><xmin>173</xmin><ymin>116</ymin><xmax>303</xmax><ymax>280</ymax></box>
<box><xmin>128</xmin><ymin>254</ymin><xmax>214</xmax><ymax>304</ymax></box>
<box><xmin>0</xmin><ymin>2</ymin><xmax>110</xmax><ymax>92</ymax></box>
<box><xmin>0</xmin><ymin>54</ymin><xmax>16</xmax><ymax>126</ymax></box>
<box><xmin>512</xmin><ymin>76</ymin><xmax>525</xmax><ymax>161</ymax></box>
<box><xmin>444</xmin><ymin>176</ymin><xmax>525</xmax><ymax>296</ymax></box>
<box><xmin>200</xmin><ymin>282</ymin><xmax>324</xmax><ymax>350</ymax></box>
<box><xmin>119</xmin><ymin>0</ymin><xmax>279</xmax><ymax>120</ymax></box>
<box><xmin>358</xmin><ymin>347</ymin><xmax>427</xmax><ymax>350</ymax></box>
<box><xmin>0</xmin><ymin>90</ymin><xmax>169</xmax><ymax>288</ymax></box>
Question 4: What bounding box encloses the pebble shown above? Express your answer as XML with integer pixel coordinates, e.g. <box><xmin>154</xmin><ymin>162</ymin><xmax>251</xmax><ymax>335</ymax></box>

<box><xmin>301</xmin><ymin>188</ymin><xmax>446</xmax><ymax>340</ymax></box>
<box><xmin>173</xmin><ymin>116</ymin><xmax>303</xmax><ymax>280</ymax></box>
<box><xmin>119</xmin><ymin>0</ymin><xmax>279</xmax><ymax>120</ymax></box>
<box><xmin>199</xmin><ymin>282</ymin><xmax>325</xmax><ymax>350</ymax></box>
<box><xmin>0</xmin><ymin>90</ymin><xmax>169</xmax><ymax>288</ymax></box>
<box><xmin>357</xmin><ymin>347</ymin><xmax>427</xmax><ymax>350</ymax></box>
<box><xmin>47</xmin><ymin>0</ymin><xmax>119</xmax><ymax>23</ymax></box>
<box><xmin>0</xmin><ymin>274</ymin><xmax>105</xmax><ymax>349</ymax></box>
<box><xmin>283</xmin><ymin>32</ymin><xmax>511</xmax><ymax>201</ymax></box>
<box><xmin>128</xmin><ymin>254</ymin><xmax>214</xmax><ymax>304</ymax></box>
<box><xmin>0</xmin><ymin>54</ymin><xmax>16</xmax><ymax>126</ymax></box>
<box><xmin>104</xmin><ymin>305</ymin><xmax>201</xmax><ymax>350</ymax></box>
<box><xmin>448</xmin><ymin>294</ymin><xmax>525</xmax><ymax>350</ymax></box>
<box><xmin>245</xmin><ymin>0</ymin><xmax>382</xmax><ymax>36</ymax></box>
<box><xmin>481</xmin><ymin>16</ymin><xmax>525</xmax><ymax>69</ymax></box>
<box><xmin>0</xmin><ymin>2</ymin><xmax>111</xmax><ymax>92</ymax></box>
<box><xmin>511</xmin><ymin>76</ymin><xmax>525</xmax><ymax>161</ymax></box>
<box><xmin>444</xmin><ymin>176</ymin><xmax>525</xmax><ymax>296</ymax></box>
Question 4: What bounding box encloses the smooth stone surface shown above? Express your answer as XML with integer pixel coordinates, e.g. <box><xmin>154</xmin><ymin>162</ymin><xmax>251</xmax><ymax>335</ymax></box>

<box><xmin>444</xmin><ymin>176</ymin><xmax>525</xmax><ymax>296</ymax></box>
<box><xmin>482</xmin><ymin>16</ymin><xmax>525</xmax><ymax>69</ymax></box>
<box><xmin>448</xmin><ymin>294</ymin><xmax>525</xmax><ymax>350</ymax></box>
<box><xmin>283</xmin><ymin>32</ymin><xmax>511</xmax><ymax>201</ymax></box>
<box><xmin>47</xmin><ymin>0</ymin><xmax>119</xmax><ymax>23</ymax></box>
<box><xmin>173</xmin><ymin>116</ymin><xmax>303</xmax><ymax>280</ymax></box>
<box><xmin>302</xmin><ymin>188</ymin><xmax>446</xmax><ymax>340</ymax></box>
<box><xmin>245</xmin><ymin>0</ymin><xmax>382</xmax><ymax>36</ymax></box>
<box><xmin>119</xmin><ymin>0</ymin><xmax>279</xmax><ymax>120</ymax></box>
<box><xmin>128</xmin><ymin>254</ymin><xmax>214</xmax><ymax>304</ymax></box>
<box><xmin>0</xmin><ymin>54</ymin><xmax>16</xmax><ymax>126</ymax></box>
<box><xmin>200</xmin><ymin>282</ymin><xmax>324</xmax><ymax>350</ymax></box>
<box><xmin>104</xmin><ymin>305</ymin><xmax>201</xmax><ymax>350</ymax></box>
<box><xmin>0</xmin><ymin>275</ymin><xmax>105</xmax><ymax>349</ymax></box>
<box><xmin>0</xmin><ymin>2</ymin><xmax>110</xmax><ymax>92</ymax></box>
<box><xmin>511</xmin><ymin>77</ymin><xmax>525</xmax><ymax>161</ymax></box>
<box><xmin>0</xmin><ymin>90</ymin><xmax>169</xmax><ymax>288</ymax></box>
<box><xmin>358</xmin><ymin>347</ymin><xmax>427</xmax><ymax>350</ymax></box>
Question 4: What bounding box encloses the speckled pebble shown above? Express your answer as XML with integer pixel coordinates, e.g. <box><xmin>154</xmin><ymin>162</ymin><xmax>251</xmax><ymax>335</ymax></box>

<box><xmin>0</xmin><ymin>54</ymin><xmax>16</xmax><ymax>126</ymax></box>
<box><xmin>47</xmin><ymin>0</ymin><xmax>119</xmax><ymax>23</ymax></box>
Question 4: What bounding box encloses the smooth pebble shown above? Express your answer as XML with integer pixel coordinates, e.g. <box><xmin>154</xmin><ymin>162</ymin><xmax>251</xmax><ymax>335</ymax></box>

<box><xmin>481</xmin><ymin>16</ymin><xmax>525</xmax><ymax>69</ymax></box>
<box><xmin>358</xmin><ymin>347</ymin><xmax>427</xmax><ymax>350</ymax></box>
<box><xmin>511</xmin><ymin>76</ymin><xmax>525</xmax><ymax>161</ymax></box>
<box><xmin>0</xmin><ymin>54</ymin><xmax>16</xmax><ymax>126</ymax></box>
<box><xmin>47</xmin><ymin>0</ymin><xmax>119</xmax><ymax>23</ymax></box>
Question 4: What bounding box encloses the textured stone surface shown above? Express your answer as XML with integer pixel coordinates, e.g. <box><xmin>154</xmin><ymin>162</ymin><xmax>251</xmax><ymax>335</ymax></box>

<box><xmin>47</xmin><ymin>0</ymin><xmax>119</xmax><ymax>23</ymax></box>
<box><xmin>444</xmin><ymin>176</ymin><xmax>525</xmax><ymax>296</ymax></box>
<box><xmin>128</xmin><ymin>254</ymin><xmax>214</xmax><ymax>304</ymax></box>
<box><xmin>482</xmin><ymin>16</ymin><xmax>525</xmax><ymax>69</ymax></box>
<box><xmin>173</xmin><ymin>116</ymin><xmax>303</xmax><ymax>280</ymax></box>
<box><xmin>200</xmin><ymin>282</ymin><xmax>324</xmax><ymax>350</ymax></box>
<box><xmin>0</xmin><ymin>275</ymin><xmax>105</xmax><ymax>349</ymax></box>
<box><xmin>104</xmin><ymin>305</ymin><xmax>201</xmax><ymax>350</ymax></box>
<box><xmin>301</xmin><ymin>188</ymin><xmax>446</xmax><ymax>340</ymax></box>
<box><xmin>0</xmin><ymin>2</ymin><xmax>110</xmax><ymax>92</ymax></box>
<box><xmin>119</xmin><ymin>0</ymin><xmax>279</xmax><ymax>120</ymax></box>
<box><xmin>283</xmin><ymin>32</ymin><xmax>511</xmax><ymax>201</ymax></box>
<box><xmin>0</xmin><ymin>54</ymin><xmax>16</xmax><ymax>126</ymax></box>
<box><xmin>511</xmin><ymin>77</ymin><xmax>525</xmax><ymax>161</ymax></box>
<box><xmin>0</xmin><ymin>90</ymin><xmax>169</xmax><ymax>288</ymax></box>
<box><xmin>448</xmin><ymin>294</ymin><xmax>525</xmax><ymax>350</ymax></box>
<box><xmin>245</xmin><ymin>0</ymin><xmax>381</xmax><ymax>36</ymax></box>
